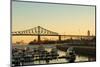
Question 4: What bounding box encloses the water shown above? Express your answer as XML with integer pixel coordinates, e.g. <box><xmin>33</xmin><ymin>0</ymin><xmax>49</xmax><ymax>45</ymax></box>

<box><xmin>12</xmin><ymin>44</ymin><xmax>89</xmax><ymax>64</ymax></box>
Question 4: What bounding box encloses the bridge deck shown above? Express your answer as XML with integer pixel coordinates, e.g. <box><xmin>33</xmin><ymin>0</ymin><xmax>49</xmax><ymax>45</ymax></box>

<box><xmin>12</xmin><ymin>34</ymin><xmax>95</xmax><ymax>37</ymax></box>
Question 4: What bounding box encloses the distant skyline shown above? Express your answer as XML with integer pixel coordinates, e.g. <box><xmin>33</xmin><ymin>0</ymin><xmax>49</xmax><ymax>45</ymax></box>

<box><xmin>12</xmin><ymin>1</ymin><xmax>95</xmax><ymax>43</ymax></box>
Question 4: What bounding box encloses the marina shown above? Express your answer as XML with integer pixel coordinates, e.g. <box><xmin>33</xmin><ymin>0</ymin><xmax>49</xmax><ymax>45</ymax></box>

<box><xmin>12</xmin><ymin>44</ymin><xmax>94</xmax><ymax>66</ymax></box>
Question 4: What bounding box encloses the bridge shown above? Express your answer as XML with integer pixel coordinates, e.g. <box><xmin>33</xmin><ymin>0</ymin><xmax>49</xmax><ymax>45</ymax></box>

<box><xmin>12</xmin><ymin>26</ymin><xmax>95</xmax><ymax>43</ymax></box>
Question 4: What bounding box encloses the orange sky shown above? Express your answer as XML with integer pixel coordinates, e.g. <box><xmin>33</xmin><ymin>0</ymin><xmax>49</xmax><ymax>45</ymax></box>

<box><xmin>12</xmin><ymin>1</ymin><xmax>95</xmax><ymax>44</ymax></box>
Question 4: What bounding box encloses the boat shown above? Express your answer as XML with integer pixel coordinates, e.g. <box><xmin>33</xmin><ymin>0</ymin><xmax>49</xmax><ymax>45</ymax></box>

<box><xmin>66</xmin><ymin>47</ymin><xmax>76</xmax><ymax>63</ymax></box>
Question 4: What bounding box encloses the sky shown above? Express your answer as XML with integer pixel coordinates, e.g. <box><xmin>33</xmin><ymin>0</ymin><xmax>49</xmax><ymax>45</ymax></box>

<box><xmin>12</xmin><ymin>1</ymin><xmax>95</xmax><ymax>43</ymax></box>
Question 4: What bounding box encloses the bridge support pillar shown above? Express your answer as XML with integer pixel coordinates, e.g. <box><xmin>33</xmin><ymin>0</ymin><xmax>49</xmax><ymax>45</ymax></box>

<box><xmin>38</xmin><ymin>35</ymin><xmax>41</xmax><ymax>44</ymax></box>
<box><xmin>58</xmin><ymin>35</ymin><xmax>61</xmax><ymax>41</ymax></box>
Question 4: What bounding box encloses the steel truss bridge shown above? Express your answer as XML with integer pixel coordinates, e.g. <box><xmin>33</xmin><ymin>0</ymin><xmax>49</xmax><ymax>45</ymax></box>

<box><xmin>12</xmin><ymin>26</ymin><xmax>95</xmax><ymax>42</ymax></box>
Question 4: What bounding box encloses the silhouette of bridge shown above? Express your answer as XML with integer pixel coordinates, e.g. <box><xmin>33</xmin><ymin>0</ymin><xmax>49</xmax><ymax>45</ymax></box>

<box><xmin>12</xmin><ymin>26</ymin><xmax>94</xmax><ymax>43</ymax></box>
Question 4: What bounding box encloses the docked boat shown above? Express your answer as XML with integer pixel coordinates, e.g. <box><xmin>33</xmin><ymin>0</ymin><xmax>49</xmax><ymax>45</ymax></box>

<box><xmin>66</xmin><ymin>47</ymin><xmax>76</xmax><ymax>63</ymax></box>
